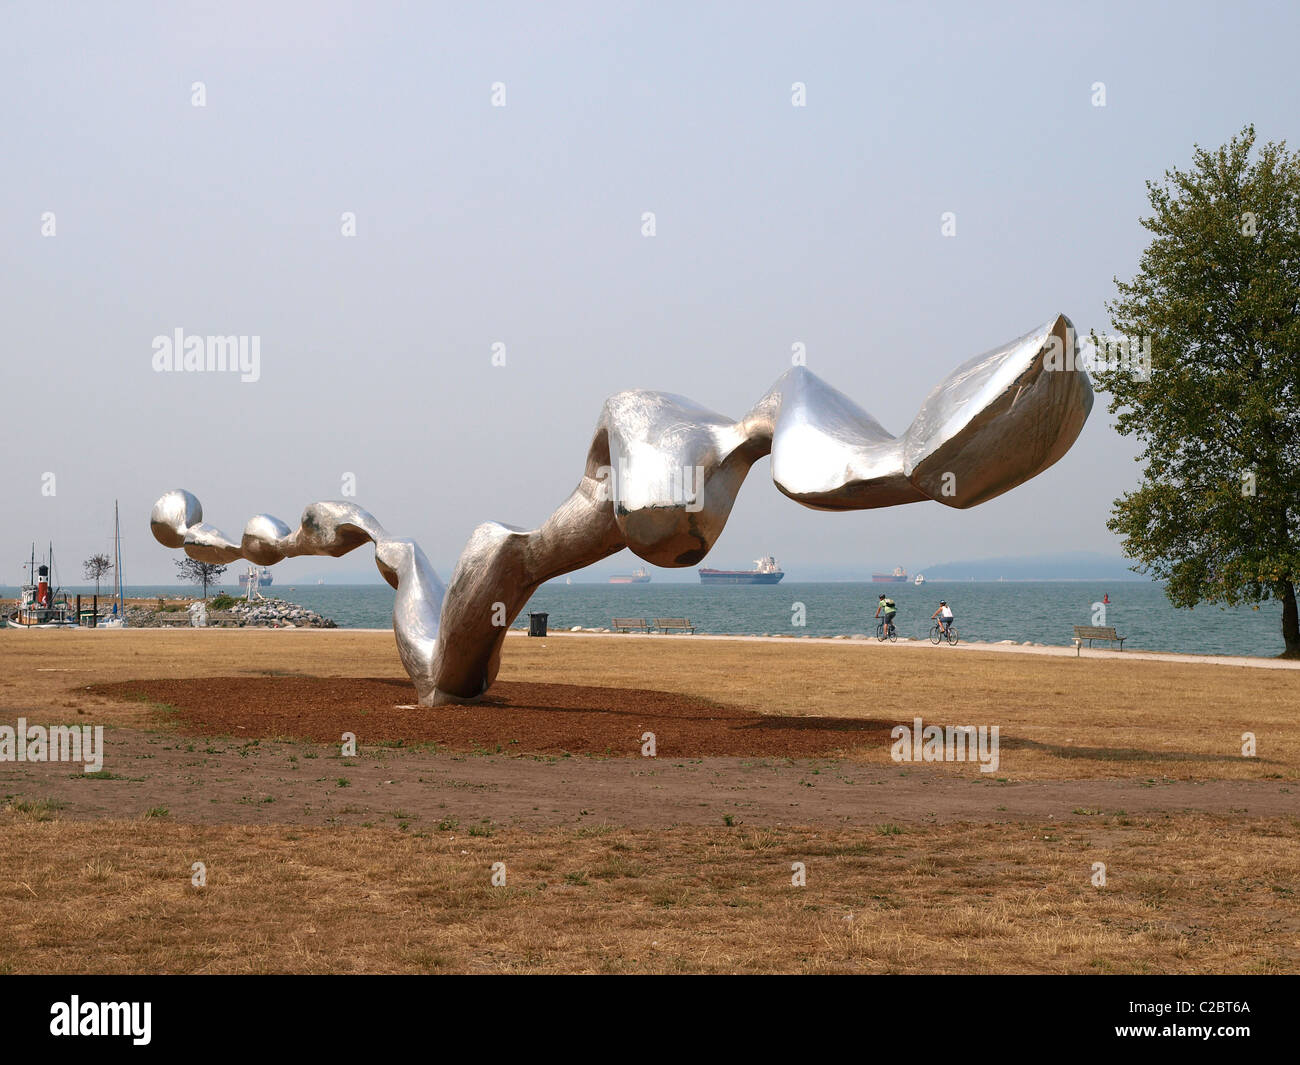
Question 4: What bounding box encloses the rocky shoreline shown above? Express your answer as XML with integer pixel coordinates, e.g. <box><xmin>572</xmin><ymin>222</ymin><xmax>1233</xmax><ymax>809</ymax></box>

<box><xmin>121</xmin><ymin>596</ymin><xmax>337</xmax><ymax>629</ymax></box>
<box><xmin>225</xmin><ymin>598</ymin><xmax>337</xmax><ymax>629</ymax></box>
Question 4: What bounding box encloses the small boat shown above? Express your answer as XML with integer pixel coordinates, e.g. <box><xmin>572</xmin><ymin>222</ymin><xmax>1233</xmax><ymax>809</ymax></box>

<box><xmin>914</xmin><ymin>573</ymin><xmax>926</xmax><ymax>585</ymax></box>
<box><xmin>608</xmin><ymin>567</ymin><xmax>651</xmax><ymax>584</ymax></box>
<box><xmin>699</xmin><ymin>556</ymin><xmax>784</xmax><ymax>585</ymax></box>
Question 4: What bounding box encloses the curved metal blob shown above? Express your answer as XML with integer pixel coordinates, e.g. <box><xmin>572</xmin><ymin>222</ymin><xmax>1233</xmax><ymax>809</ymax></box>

<box><xmin>150</xmin><ymin>314</ymin><xmax>1092</xmax><ymax>705</ymax></box>
<box><xmin>903</xmin><ymin>316</ymin><xmax>1089</xmax><ymax>507</ymax></box>
<box><xmin>755</xmin><ymin>369</ymin><xmax>923</xmax><ymax>510</ymax></box>
<box><xmin>599</xmin><ymin>390</ymin><xmax>762</xmax><ymax>567</ymax></box>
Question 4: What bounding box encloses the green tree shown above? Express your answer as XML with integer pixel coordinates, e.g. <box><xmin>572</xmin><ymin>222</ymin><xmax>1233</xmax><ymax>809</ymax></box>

<box><xmin>1097</xmin><ymin>125</ymin><xmax>1300</xmax><ymax>657</ymax></box>
<box><xmin>174</xmin><ymin>557</ymin><xmax>228</xmax><ymax>600</ymax></box>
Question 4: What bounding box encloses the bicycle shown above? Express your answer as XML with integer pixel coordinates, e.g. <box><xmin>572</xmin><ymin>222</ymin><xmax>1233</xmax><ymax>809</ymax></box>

<box><xmin>929</xmin><ymin>621</ymin><xmax>959</xmax><ymax>645</ymax></box>
<box><xmin>876</xmin><ymin>617</ymin><xmax>898</xmax><ymax>642</ymax></box>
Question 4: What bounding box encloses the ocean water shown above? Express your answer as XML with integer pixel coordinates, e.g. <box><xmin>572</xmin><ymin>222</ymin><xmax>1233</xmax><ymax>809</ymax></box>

<box><xmin>46</xmin><ymin>580</ymin><xmax>1291</xmax><ymax>658</ymax></box>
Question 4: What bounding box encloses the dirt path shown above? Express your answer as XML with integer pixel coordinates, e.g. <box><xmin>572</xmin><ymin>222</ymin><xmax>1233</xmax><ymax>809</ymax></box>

<box><xmin>4</xmin><ymin>725</ymin><xmax>1296</xmax><ymax>830</ymax></box>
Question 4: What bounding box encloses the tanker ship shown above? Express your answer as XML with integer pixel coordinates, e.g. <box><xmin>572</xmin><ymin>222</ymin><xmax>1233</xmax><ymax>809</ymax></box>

<box><xmin>698</xmin><ymin>555</ymin><xmax>785</xmax><ymax>585</ymax></box>
<box><xmin>608</xmin><ymin>567</ymin><xmax>651</xmax><ymax>584</ymax></box>
<box><xmin>239</xmin><ymin>567</ymin><xmax>274</xmax><ymax>588</ymax></box>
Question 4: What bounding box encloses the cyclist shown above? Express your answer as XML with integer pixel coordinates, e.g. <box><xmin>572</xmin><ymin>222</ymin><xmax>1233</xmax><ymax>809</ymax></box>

<box><xmin>931</xmin><ymin>600</ymin><xmax>954</xmax><ymax>636</ymax></box>
<box><xmin>875</xmin><ymin>593</ymin><xmax>898</xmax><ymax>638</ymax></box>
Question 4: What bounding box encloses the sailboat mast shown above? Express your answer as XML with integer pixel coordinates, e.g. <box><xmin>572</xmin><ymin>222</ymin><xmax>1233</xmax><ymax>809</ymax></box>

<box><xmin>114</xmin><ymin>500</ymin><xmax>123</xmax><ymax>614</ymax></box>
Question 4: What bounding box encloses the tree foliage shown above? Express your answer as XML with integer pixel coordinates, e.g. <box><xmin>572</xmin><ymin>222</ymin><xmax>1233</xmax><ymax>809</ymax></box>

<box><xmin>82</xmin><ymin>553</ymin><xmax>113</xmax><ymax>596</ymax></box>
<box><xmin>173</xmin><ymin>557</ymin><xmax>228</xmax><ymax>600</ymax></box>
<box><xmin>1097</xmin><ymin>125</ymin><xmax>1300</xmax><ymax>655</ymax></box>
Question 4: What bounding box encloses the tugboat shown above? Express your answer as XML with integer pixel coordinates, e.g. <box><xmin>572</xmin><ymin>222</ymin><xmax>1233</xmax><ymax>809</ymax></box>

<box><xmin>699</xmin><ymin>555</ymin><xmax>785</xmax><ymax>585</ymax></box>
<box><xmin>5</xmin><ymin>544</ymin><xmax>77</xmax><ymax>628</ymax></box>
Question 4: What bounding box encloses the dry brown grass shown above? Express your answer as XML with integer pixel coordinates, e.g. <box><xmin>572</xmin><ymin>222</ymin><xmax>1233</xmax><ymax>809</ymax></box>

<box><xmin>0</xmin><ymin>812</ymin><xmax>1295</xmax><ymax>974</ymax></box>
<box><xmin>0</xmin><ymin>628</ymin><xmax>406</xmax><ymax>730</ymax></box>
<box><xmin>3</xmin><ymin>629</ymin><xmax>1294</xmax><ymax>780</ymax></box>
<box><xmin>503</xmin><ymin>635</ymin><xmax>1300</xmax><ymax>780</ymax></box>
<box><xmin>2</xmin><ymin>630</ymin><xmax>1297</xmax><ymax>973</ymax></box>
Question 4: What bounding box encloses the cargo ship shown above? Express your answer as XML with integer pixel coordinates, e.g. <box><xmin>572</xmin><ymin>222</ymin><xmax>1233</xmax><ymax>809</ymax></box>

<box><xmin>699</xmin><ymin>555</ymin><xmax>784</xmax><ymax>585</ymax></box>
<box><xmin>239</xmin><ymin>567</ymin><xmax>274</xmax><ymax>588</ymax></box>
<box><xmin>872</xmin><ymin>566</ymin><xmax>909</xmax><ymax>583</ymax></box>
<box><xmin>608</xmin><ymin>567</ymin><xmax>651</xmax><ymax>584</ymax></box>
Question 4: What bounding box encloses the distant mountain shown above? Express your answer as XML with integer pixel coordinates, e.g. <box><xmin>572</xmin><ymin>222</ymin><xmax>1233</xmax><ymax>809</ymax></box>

<box><xmin>920</xmin><ymin>551</ymin><xmax>1145</xmax><ymax>581</ymax></box>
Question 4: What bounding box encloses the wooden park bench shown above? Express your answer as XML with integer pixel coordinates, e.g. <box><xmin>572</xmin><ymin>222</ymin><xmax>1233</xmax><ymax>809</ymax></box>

<box><xmin>208</xmin><ymin>610</ymin><xmax>239</xmax><ymax>627</ymax></box>
<box><xmin>655</xmin><ymin>617</ymin><xmax>695</xmax><ymax>634</ymax></box>
<box><xmin>612</xmin><ymin>617</ymin><xmax>651</xmax><ymax>633</ymax></box>
<box><xmin>1072</xmin><ymin>625</ymin><xmax>1126</xmax><ymax>654</ymax></box>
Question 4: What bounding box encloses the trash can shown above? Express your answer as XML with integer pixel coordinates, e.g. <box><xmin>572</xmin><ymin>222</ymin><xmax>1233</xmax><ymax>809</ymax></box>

<box><xmin>528</xmin><ymin>612</ymin><xmax>548</xmax><ymax>637</ymax></box>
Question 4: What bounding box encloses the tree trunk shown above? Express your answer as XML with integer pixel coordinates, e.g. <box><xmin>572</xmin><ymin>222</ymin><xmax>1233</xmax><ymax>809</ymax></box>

<box><xmin>1282</xmin><ymin>580</ymin><xmax>1299</xmax><ymax>658</ymax></box>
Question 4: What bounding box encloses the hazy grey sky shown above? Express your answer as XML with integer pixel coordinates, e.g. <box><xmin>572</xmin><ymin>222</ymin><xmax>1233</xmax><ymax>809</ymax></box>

<box><xmin>3</xmin><ymin>1</ymin><xmax>1297</xmax><ymax>585</ymax></box>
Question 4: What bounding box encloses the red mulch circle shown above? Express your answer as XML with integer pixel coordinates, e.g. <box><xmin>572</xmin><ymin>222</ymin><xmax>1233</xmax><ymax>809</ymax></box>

<box><xmin>92</xmin><ymin>677</ymin><xmax>893</xmax><ymax>758</ymax></box>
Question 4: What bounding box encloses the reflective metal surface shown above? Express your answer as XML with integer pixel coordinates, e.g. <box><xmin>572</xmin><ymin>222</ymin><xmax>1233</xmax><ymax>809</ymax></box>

<box><xmin>151</xmin><ymin>315</ymin><xmax>1092</xmax><ymax>704</ymax></box>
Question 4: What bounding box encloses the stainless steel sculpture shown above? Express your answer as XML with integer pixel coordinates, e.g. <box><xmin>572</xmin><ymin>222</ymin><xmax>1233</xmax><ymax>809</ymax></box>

<box><xmin>151</xmin><ymin>315</ymin><xmax>1092</xmax><ymax>705</ymax></box>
